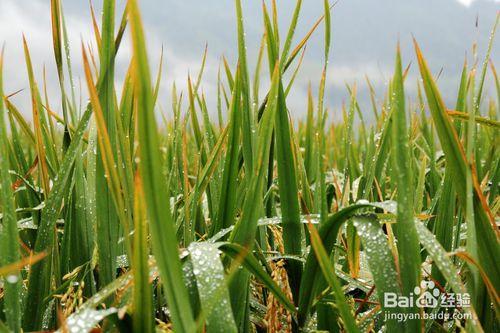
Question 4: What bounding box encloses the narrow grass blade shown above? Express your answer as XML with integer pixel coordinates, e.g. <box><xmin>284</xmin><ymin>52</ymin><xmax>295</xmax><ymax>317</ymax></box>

<box><xmin>95</xmin><ymin>0</ymin><xmax>120</xmax><ymax>289</ymax></box>
<box><xmin>127</xmin><ymin>1</ymin><xmax>196</xmax><ymax>331</ymax></box>
<box><xmin>211</xmin><ymin>66</ymin><xmax>242</xmax><ymax>236</ymax></box>
<box><xmin>132</xmin><ymin>174</ymin><xmax>154</xmax><ymax>333</ymax></box>
<box><xmin>390</xmin><ymin>45</ymin><xmax>421</xmax><ymax>331</ymax></box>
<box><xmin>228</xmin><ymin>63</ymin><xmax>281</xmax><ymax>331</ymax></box>
<box><xmin>189</xmin><ymin>243</ymin><xmax>237</xmax><ymax>332</ymax></box>
<box><xmin>414</xmin><ymin>40</ymin><xmax>499</xmax><ymax>325</ymax></box>
<box><xmin>298</xmin><ymin>203</ymin><xmax>370</xmax><ymax>327</ymax></box>
<box><xmin>415</xmin><ymin>221</ymin><xmax>483</xmax><ymax>332</ymax></box>
<box><xmin>219</xmin><ymin>242</ymin><xmax>295</xmax><ymax>313</ymax></box>
<box><xmin>23</xmin><ymin>105</ymin><xmax>93</xmax><ymax>330</ymax></box>
<box><xmin>235</xmin><ymin>0</ymin><xmax>254</xmax><ymax>172</ymax></box>
<box><xmin>352</xmin><ymin>215</ymin><xmax>399</xmax><ymax>332</ymax></box>
<box><xmin>307</xmin><ymin>220</ymin><xmax>360</xmax><ymax>333</ymax></box>
<box><xmin>0</xmin><ymin>47</ymin><xmax>22</xmax><ymax>333</ymax></box>
<box><xmin>262</xmin><ymin>4</ymin><xmax>304</xmax><ymax>302</ymax></box>
<box><xmin>22</xmin><ymin>37</ymin><xmax>51</xmax><ymax>196</ymax></box>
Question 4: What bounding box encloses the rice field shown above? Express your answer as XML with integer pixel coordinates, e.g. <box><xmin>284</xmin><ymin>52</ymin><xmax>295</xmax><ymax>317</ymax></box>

<box><xmin>0</xmin><ymin>0</ymin><xmax>499</xmax><ymax>332</ymax></box>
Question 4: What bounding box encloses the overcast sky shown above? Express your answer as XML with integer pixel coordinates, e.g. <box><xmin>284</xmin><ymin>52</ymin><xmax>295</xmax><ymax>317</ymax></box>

<box><xmin>0</xmin><ymin>0</ymin><xmax>498</xmax><ymax>121</ymax></box>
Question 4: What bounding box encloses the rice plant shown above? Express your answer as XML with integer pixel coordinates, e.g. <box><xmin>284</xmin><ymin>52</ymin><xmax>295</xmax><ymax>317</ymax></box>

<box><xmin>0</xmin><ymin>0</ymin><xmax>499</xmax><ymax>332</ymax></box>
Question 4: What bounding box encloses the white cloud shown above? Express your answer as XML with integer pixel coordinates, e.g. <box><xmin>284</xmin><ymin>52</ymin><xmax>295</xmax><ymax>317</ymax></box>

<box><xmin>456</xmin><ymin>0</ymin><xmax>475</xmax><ymax>6</ymax></box>
<box><xmin>456</xmin><ymin>0</ymin><xmax>500</xmax><ymax>6</ymax></box>
<box><xmin>1</xmin><ymin>0</ymin><xmax>497</xmax><ymax>122</ymax></box>
<box><xmin>0</xmin><ymin>0</ymin><xmax>91</xmax><ymax>117</ymax></box>
<box><xmin>0</xmin><ymin>0</ymin><xmax>218</xmax><ymax>121</ymax></box>
<box><xmin>327</xmin><ymin>63</ymin><xmax>392</xmax><ymax>88</ymax></box>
